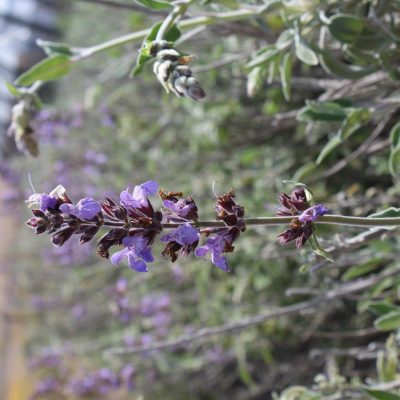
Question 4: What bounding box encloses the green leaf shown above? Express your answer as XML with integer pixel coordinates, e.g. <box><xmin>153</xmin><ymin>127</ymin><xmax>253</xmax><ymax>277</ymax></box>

<box><xmin>308</xmin><ymin>233</ymin><xmax>334</xmax><ymax>262</ymax></box>
<box><xmin>130</xmin><ymin>22</ymin><xmax>181</xmax><ymax>77</ymax></box>
<box><xmin>36</xmin><ymin>39</ymin><xmax>76</xmax><ymax>57</ymax></box>
<box><xmin>297</xmin><ymin>101</ymin><xmax>347</xmax><ymax>122</ymax></box>
<box><xmin>342</xmin><ymin>258</ymin><xmax>382</xmax><ymax>281</ymax></box>
<box><xmin>5</xmin><ymin>82</ymin><xmax>22</xmax><ymax>98</ymax></box>
<box><xmin>316</xmin><ymin>135</ymin><xmax>342</xmax><ymax>164</ymax></box>
<box><xmin>380</xmin><ymin>51</ymin><xmax>400</xmax><ymax>81</ymax></box>
<box><xmin>353</xmin><ymin>26</ymin><xmax>388</xmax><ymax>51</ymax></box>
<box><xmin>375</xmin><ymin>311</ymin><xmax>400</xmax><ymax>331</ymax></box>
<box><xmin>246</xmin><ymin>45</ymin><xmax>281</xmax><ymax>69</ymax></box>
<box><xmin>328</xmin><ymin>14</ymin><xmax>364</xmax><ymax>44</ymax></box>
<box><xmin>320</xmin><ymin>51</ymin><xmax>378</xmax><ymax>79</ymax></box>
<box><xmin>339</xmin><ymin>108</ymin><xmax>371</xmax><ymax>140</ymax></box>
<box><xmin>280</xmin><ymin>53</ymin><xmax>293</xmax><ymax>101</ymax></box>
<box><xmin>294</xmin><ymin>33</ymin><xmax>319</xmax><ymax>66</ymax></box>
<box><xmin>368</xmin><ymin>302</ymin><xmax>399</xmax><ymax>316</ymax></box>
<box><xmin>389</xmin><ymin>122</ymin><xmax>400</xmax><ymax>177</ymax></box>
<box><xmin>247</xmin><ymin>66</ymin><xmax>267</xmax><ymax>97</ymax></box>
<box><xmin>15</xmin><ymin>55</ymin><xmax>72</xmax><ymax>86</ymax></box>
<box><xmin>368</xmin><ymin>208</ymin><xmax>400</xmax><ymax>218</ymax></box>
<box><xmin>365</xmin><ymin>389</ymin><xmax>400</xmax><ymax>400</ymax></box>
<box><xmin>134</xmin><ymin>0</ymin><xmax>172</xmax><ymax>10</ymax></box>
<box><xmin>389</xmin><ymin>148</ymin><xmax>400</xmax><ymax>177</ymax></box>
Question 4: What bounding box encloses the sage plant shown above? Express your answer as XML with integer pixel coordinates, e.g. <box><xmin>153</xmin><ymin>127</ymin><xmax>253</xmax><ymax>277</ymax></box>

<box><xmin>26</xmin><ymin>182</ymin><xmax>400</xmax><ymax>270</ymax></box>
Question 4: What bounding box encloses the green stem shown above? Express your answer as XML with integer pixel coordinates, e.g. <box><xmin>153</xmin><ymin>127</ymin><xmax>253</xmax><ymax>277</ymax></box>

<box><xmin>155</xmin><ymin>215</ymin><xmax>400</xmax><ymax>229</ymax></box>
<box><xmin>73</xmin><ymin>6</ymin><xmax>261</xmax><ymax>60</ymax></box>
<box><xmin>155</xmin><ymin>0</ymin><xmax>194</xmax><ymax>43</ymax></box>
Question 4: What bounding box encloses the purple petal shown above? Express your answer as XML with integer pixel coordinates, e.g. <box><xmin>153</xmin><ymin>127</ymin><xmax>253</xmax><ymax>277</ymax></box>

<box><xmin>195</xmin><ymin>246</ymin><xmax>210</xmax><ymax>257</ymax></box>
<box><xmin>111</xmin><ymin>248</ymin><xmax>129</xmax><ymax>265</ymax></box>
<box><xmin>59</xmin><ymin>203</ymin><xmax>77</xmax><ymax>215</ymax></box>
<box><xmin>211</xmin><ymin>252</ymin><xmax>229</xmax><ymax>272</ymax></box>
<box><xmin>139</xmin><ymin>247</ymin><xmax>154</xmax><ymax>263</ymax></box>
<box><xmin>120</xmin><ymin>190</ymin><xmax>140</xmax><ymax>209</ymax></box>
<box><xmin>138</xmin><ymin>181</ymin><xmax>158</xmax><ymax>196</ymax></box>
<box><xmin>77</xmin><ymin>198</ymin><xmax>101</xmax><ymax>219</ymax></box>
<box><xmin>128</xmin><ymin>255</ymin><xmax>148</xmax><ymax>272</ymax></box>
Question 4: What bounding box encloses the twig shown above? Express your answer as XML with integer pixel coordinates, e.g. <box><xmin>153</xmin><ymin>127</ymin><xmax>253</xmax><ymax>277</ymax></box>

<box><xmin>103</xmin><ymin>266</ymin><xmax>400</xmax><ymax>357</ymax></box>
<box><xmin>73</xmin><ymin>0</ymin><xmax>164</xmax><ymax>12</ymax></box>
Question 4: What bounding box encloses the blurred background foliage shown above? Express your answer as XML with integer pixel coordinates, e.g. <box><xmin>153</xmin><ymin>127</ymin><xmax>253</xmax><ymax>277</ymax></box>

<box><xmin>2</xmin><ymin>0</ymin><xmax>400</xmax><ymax>399</ymax></box>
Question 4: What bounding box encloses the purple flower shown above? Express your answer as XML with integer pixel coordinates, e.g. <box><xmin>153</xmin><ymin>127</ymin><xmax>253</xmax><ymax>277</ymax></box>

<box><xmin>160</xmin><ymin>223</ymin><xmax>199</xmax><ymax>246</ymax></box>
<box><xmin>27</xmin><ymin>193</ymin><xmax>57</xmax><ymax>212</ymax></box>
<box><xmin>111</xmin><ymin>236</ymin><xmax>154</xmax><ymax>272</ymax></box>
<box><xmin>163</xmin><ymin>199</ymin><xmax>197</xmax><ymax>219</ymax></box>
<box><xmin>160</xmin><ymin>223</ymin><xmax>199</xmax><ymax>262</ymax></box>
<box><xmin>60</xmin><ymin>197</ymin><xmax>101</xmax><ymax>220</ymax></box>
<box><xmin>299</xmin><ymin>204</ymin><xmax>328</xmax><ymax>224</ymax></box>
<box><xmin>120</xmin><ymin>181</ymin><xmax>158</xmax><ymax>209</ymax></box>
<box><xmin>195</xmin><ymin>232</ymin><xmax>230</xmax><ymax>272</ymax></box>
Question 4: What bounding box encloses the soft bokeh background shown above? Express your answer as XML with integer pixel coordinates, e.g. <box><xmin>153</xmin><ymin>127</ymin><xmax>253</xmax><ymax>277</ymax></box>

<box><xmin>1</xmin><ymin>1</ymin><xmax>400</xmax><ymax>399</ymax></box>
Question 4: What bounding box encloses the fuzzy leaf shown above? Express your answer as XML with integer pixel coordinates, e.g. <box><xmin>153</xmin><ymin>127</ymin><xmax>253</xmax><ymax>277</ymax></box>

<box><xmin>5</xmin><ymin>82</ymin><xmax>22</xmax><ymax>98</ymax></box>
<box><xmin>308</xmin><ymin>233</ymin><xmax>334</xmax><ymax>262</ymax></box>
<box><xmin>134</xmin><ymin>0</ymin><xmax>172</xmax><ymax>9</ymax></box>
<box><xmin>36</xmin><ymin>39</ymin><xmax>76</xmax><ymax>57</ymax></box>
<box><xmin>368</xmin><ymin>208</ymin><xmax>400</xmax><ymax>219</ymax></box>
<box><xmin>328</xmin><ymin>14</ymin><xmax>364</xmax><ymax>44</ymax></box>
<box><xmin>320</xmin><ymin>51</ymin><xmax>378</xmax><ymax>79</ymax></box>
<box><xmin>365</xmin><ymin>389</ymin><xmax>400</xmax><ymax>400</ymax></box>
<box><xmin>15</xmin><ymin>55</ymin><xmax>72</xmax><ymax>86</ymax></box>
<box><xmin>294</xmin><ymin>33</ymin><xmax>318</xmax><ymax>65</ymax></box>
<box><xmin>339</xmin><ymin>108</ymin><xmax>371</xmax><ymax>140</ymax></box>
<box><xmin>298</xmin><ymin>101</ymin><xmax>347</xmax><ymax>122</ymax></box>
<box><xmin>280</xmin><ymin>53</ymin><xmax>293</xmax><ymax>101</ymax></box>
<box><xmin>374</xmin><ymin>312</ymin><xmax>400</xmax><ymax>331</ymax></box>
<box><xmin>316</xmin><ymin>135</ymin><xmax>341</xmax><ymax>164</ymax></box>
<box><xmin>130</xmin><ymin>22</ymin><xmax>181</xmax><ymax>77</ymax></box>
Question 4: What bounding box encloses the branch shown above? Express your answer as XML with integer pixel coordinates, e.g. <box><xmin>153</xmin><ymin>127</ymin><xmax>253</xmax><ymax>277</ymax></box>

<box><xmin>103</xmin><ymin>266</ymin><xmax>399</xmax><ymax>357</ymax></box>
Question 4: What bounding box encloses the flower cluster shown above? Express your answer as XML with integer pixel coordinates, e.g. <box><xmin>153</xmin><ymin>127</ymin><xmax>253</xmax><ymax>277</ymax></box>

<box><xmin>151</xmin><ymin>41</ymin><xmax>206</xmax><ymax>101</ymax></box>
<box><xmin>276</xmin><ymin>187</ymin><xmax>328</xmax><ymax>248</ymax></box>
<box><xmin>26</xmin><ymin>181</ymin><xmax>241</xmax><ymax>272</ymax></box>
<box><xmin>195</xmin><ymin>190</ymin><xmax>246</xmax><ymax>272</ymax></box>
<box><xmin>7</xmin><ymin>94</ymin><xmax>39</xmax><ymax>157</ymax></box>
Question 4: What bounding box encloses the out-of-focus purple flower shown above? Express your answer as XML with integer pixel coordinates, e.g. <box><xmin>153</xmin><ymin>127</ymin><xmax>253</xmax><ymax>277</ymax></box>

<box><xmin>31</xmin><ymin>377</ymin><xmax>61</xmax><ymax>400</ymax></box>
<box><xmin>120</xmin><ymin>181</ymin><xmax>158</xmax><ymax>209</ymax></box>
<box><xmin>120</xmin><ymin>364</ymin><xmax>135</xmax><ymax>391</ymax></box>
<box><xmin>115</xmin><ymin>277</ymin><xmax>129</xmax><ymax>294</ymax></box>
<box><xmin>29</xmin><ymin>350</ymin><xmax>61</xmax><ymax>370</ymax></box>
<box><xmin>60</xmin><ymin>197</ymin><xmax>101</xmax><ymax>220</ymax></box>
<box><xmin>111</xmin><ymin>236</ymin><xmax>154</xmax><ymax>272</ymax></box>
<box><xmin>299</xmin><ymin>204</ymin><xmax>328</xmax><ymax>224</ymax></box>
<box><xmin>71</xmin><ymin>304</ymin><xmax>87</xmax><ymax>321</ymax></box>
<box><xmin>140</xmin><ymin>293</ymin><xmax>170</xmax><ymax>316</ymax></box>
<box><xmin>195</xmin><ymin>232</ymin><xmax>230</xmax><ymax>272</ymax></box>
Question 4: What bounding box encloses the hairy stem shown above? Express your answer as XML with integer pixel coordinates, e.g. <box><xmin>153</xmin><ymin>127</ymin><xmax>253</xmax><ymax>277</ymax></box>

<box><xmin>101</xmin><ymin>215</ymin><xmax>400</xmax><ymax>229</ymax></box>
<box><xmin>74</xmin><ymin>6</ymin><xmax>263</xmax><ymax>60</ymax></box>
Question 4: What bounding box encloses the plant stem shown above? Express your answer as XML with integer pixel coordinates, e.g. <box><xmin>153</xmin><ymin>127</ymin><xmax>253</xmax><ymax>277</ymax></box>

<box><xmin>155</xmin><ymin>0</ymin><xmax>195</xmax><ymax>43</ymax></box>
<box><xmin>101</xmin><ymin>215</ymin><xmax>400</xmax><ymax>229</ymax></box>
<box><xmin>74</xmin><ymin>6</ymin><xmax>261</xmax><ymax>60</ymax></box>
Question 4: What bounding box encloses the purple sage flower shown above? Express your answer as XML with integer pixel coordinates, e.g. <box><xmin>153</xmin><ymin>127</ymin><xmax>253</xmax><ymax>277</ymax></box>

<box><xmin>160</xmin><ymin>223</ymin><xmax>199</xmax><ymax>262</ymax></box>
<box><xmin>27</xmin><ymin>193</ymin><xmax>57</xmax><ymax>212</ymax></box>
<box><xmin>120</xmin><ymin>181</ymin><xmax>158</xmax><ymax>209</ymax></box>
<box><xmin>111</xmin><ymin>236</ymin><xmax>154</xmax><ymax>272</ymax></box>
<box><xmin>60</xmin><ymin>197</ymin><xmax>101</xmax><ymax>220</ymax></box>
<box><xmin>195</xmin><ymin>232</ymin><xmax>231</xmax><ymax>272</ymax></box>
<box><xmin>160</xmin><ymin>223</ymin><xmax>199</xmax><ymax>246</ymax></box>
<box><xmin>299</xmin><ymin>204</ymin><xmax>328</xmax><ymax>224</ymax></box>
